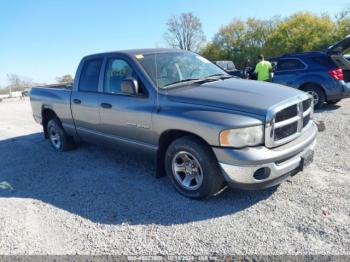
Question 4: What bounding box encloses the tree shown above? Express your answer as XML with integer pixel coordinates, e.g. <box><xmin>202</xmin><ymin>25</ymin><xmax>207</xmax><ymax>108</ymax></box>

<box><xmin>264</xmin><ymin>13</ymin><xmax>335</xmax><ymax>57</ymax></box>
<box><xmin>335</xmin><ymin>6</ymin><xmax>350</xmax><ymax>43</ymax></box>
<box><xmin>56</xmin><ymin>74</ymin><xmax>73</xmax><ymax>84</ymax></box>
<box><xmin>7</xmin><ymin>74</ymin><xmax>21</xmax><ymax>88</ymax></box>
<box><xmin>164</xmin><ymin>12</ymin><xmax>205</xmax><ymax>51</ymax></box>
<box><xmin>7</xmin><ymin>74</ymin><xmax>33</xmax><ymax>92</ymax></box>
<box><xmin>201</xmin><ymin>18</ymin><xmax>276</xmax><ymax>68</ymax></box>
<box><xmin>200</xmin><ymin>8</ymin><xmax>350</xmax><ymax>69</ymax></box>
<box><xmin>199</xmin><ymin>43</ymin><xmax>223</xmax><ymax>61</ymax></box>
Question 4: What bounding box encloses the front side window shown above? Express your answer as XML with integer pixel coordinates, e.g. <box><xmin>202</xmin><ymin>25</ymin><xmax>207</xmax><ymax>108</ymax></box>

<box><xmin>104</xmin><ymin>58</ymin><xmax>137</xmax><ymax>94</ymax></box>
<box><xmin>136</xmin><ymin>52</ymin><xmax>228</xmax><ymax>89</ymax></box>
<box><xmin>79</xmin><ymin>59</ymin><xmax>103</xmax><ymax>92</ymax></box>
<box><xmin>276</xmin><ymin>59</ymin><xmax>306</xmax><ymax>71</ymax></box>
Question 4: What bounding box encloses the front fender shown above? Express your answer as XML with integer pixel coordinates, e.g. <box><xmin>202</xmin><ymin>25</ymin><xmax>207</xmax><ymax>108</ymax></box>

<box><xmin>154</xmin><ymin>101</ymin><xmax>264</xmax><ymax>146</ymax></box>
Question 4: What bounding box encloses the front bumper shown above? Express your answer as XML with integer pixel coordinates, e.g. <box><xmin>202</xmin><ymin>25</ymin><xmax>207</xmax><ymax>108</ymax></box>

<box><xmin>213</xmin><ymin>121</ymin><xmax>317</xmax><ymax>190</ymax></box>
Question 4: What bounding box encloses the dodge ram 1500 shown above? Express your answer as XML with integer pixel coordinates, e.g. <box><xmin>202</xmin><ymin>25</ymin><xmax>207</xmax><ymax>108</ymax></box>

<box><xmin>30</xmin><ymin>49</ymin><xmax>317</xmax><ymax>199</ymax></box>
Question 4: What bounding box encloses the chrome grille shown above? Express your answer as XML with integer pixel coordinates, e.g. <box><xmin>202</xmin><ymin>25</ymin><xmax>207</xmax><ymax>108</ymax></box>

<box><xmin>265</xmin><ymin>95</ymin><xmax>313</xmax><ymax>148</ymax></box>
<box><xmin>275</xmin><ymin>104</ymin><xmax>298</xmax><ymax>122</ymax></box>
<box><xmin>274</xmin><ymin>122</ymin><xmax>298</xmax><ymax>141</ymax></box>
<box><xmin>302</xmin><ymin>99</ymin><xmax>312</xmax><ymax>111</ymax></box>
<box><xmin>303</xmin><ymin>114</ymin><xmax>310</xmax><ymax>128</ymax></box>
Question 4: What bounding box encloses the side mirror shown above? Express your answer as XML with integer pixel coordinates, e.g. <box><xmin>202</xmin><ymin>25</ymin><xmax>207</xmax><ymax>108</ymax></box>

<box><xmin>121</xmin><ymin>78</ymin><xmax>139</xmax><ymax>95</ymax></box>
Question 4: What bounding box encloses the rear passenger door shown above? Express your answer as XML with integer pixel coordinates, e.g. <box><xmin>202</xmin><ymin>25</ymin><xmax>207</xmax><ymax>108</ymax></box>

<box><xmin>272</xmin><ymin>58</ymin><xmax>307</xmax><ymax>87</ymax></box>
<box><xmin>71</xmin><ymin>58</ymin><xmax>103</xmax><ymax>140</ymax></box>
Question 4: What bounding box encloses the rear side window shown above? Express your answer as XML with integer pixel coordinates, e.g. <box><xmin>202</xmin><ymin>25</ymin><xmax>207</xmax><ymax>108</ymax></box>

<box><xmin>310</xmin><ymin>56</ymin><xmax>336</xmax><ymax>68</ymax></box>
<box><xmin>276</xmin><ymin>59</ymin><xmax>306</xmax><ymax>71</ymax></box>
<box><xmin>79</xmin><ymin>59</ymin><xmax>103</xmax><ymax>92</ymax></box>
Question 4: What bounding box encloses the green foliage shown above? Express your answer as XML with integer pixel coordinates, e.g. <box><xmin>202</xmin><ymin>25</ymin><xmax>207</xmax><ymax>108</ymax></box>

<box><xmin>265</xmin><ymin>13</ymin><xmax>335</xmax><ymax>57</ymax></box>
<box><xmin>335</xmin><ymin>7</ymin><xmax>350</xmax><ymax>41</ymax></box>
<box><xmin>199</xmin><ymin>42</ymin><xmax>224</xmax><ymax>61</ymax></box>
<box><xmin>200</xmin><ymin>9</ymin><xmax>350</xmax><ymax>69</ymax></box>
<box><xmin>56</xmin><ymin>74</ymin><xmax>73</xmax><ymax>84</ymax></box>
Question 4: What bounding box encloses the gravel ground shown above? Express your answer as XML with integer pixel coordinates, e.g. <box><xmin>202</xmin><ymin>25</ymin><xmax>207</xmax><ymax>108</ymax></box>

<box><xmin>0</xmin><ymin>98</ymin><xmax>349</xmax><ymax>256</ymax></box>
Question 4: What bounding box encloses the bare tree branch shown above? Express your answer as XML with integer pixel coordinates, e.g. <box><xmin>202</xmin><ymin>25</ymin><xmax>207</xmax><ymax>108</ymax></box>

<box><xmin>164</xmin><ymin>12</ymin><xmax>205</xmax><ymax>51</ymax></box>
<box><xmin>7</xmin><ymin>74</ymin><xmax>33</xmax><ymax>92</ymax></box>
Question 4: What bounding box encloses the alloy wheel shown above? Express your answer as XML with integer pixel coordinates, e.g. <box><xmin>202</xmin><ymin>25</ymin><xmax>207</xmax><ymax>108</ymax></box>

<box><xmin>171</xmin><ymin>151</ymin><xmax>203</xmax><ymax>191</ymax></box>
<box><xmin>307</xmin><ymin>91</ymin><xmax>319</xmax><ymax>106</ymax></box>
<box><xmin>49</xmin><ymin>127</ymin><xmax>61</xmax><ymax>150</ymax></box>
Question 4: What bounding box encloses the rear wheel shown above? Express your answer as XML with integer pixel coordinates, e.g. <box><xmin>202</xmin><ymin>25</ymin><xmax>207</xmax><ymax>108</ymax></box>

<box><xmin>165</xmin><ymin>136</ymin><xmax>224</xmax><ymax>199</ymax></box>
<box><xmin>47</xmin><ymin>118</ymin><xmax>75</xmax><ymax>151</ymax></box>
<box><xmin>302</xmin><ymin>85</ymin><xmax>325</xmax><ymax>109</ymax></box>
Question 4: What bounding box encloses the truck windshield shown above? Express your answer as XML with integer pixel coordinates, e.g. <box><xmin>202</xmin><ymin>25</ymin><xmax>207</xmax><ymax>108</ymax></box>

<box><xmin>136</xmin><ymin>52</ymin><xmax>228</xmax><ymax>89</ymax></box>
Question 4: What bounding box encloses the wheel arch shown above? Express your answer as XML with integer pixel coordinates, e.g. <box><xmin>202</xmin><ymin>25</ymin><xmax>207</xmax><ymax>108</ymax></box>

<box><xmin>41</xmin><ymin>107</ymin><xmax>60</xmax><ymax>138</ymax></box>
<box><xmin>299</xmin><ymin>82</ymin><xmax>327</xmax><ymax>100</ymax></box>
<box><xmin>156</xmin><ymin>129</ymin><xmax>216</xmax><ymax>178</ymax></box>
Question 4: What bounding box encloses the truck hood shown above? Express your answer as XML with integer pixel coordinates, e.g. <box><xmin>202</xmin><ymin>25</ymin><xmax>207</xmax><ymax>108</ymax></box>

<box><xmin>166</xmin><ymin>78</ymin><xmax>303</xmax><ymax>116</ymax></box>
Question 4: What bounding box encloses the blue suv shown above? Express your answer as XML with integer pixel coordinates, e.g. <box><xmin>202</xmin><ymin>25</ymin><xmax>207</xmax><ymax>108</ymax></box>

<box><xmin>271</xmin><ymin>36</ymin><xmax>350</xmax><ymax>108</ymax></box>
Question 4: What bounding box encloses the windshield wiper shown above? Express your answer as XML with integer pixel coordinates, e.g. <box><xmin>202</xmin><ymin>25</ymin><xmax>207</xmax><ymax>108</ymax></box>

<box><xmin>192</xmin><ymin>74</ymin><xmax>233</xmax><ymax>84</ymax></box>
<box><xmin>162</xmin><ymin>74</ymin><xmax>232</xmax><ymax>88</ymax></box>
<box><xmin>206</xmin><ymin>74</ymin><xmax>233</xmax><ymax>79</ymax></box>
<box><xmin>163</xmin><ymin>78</ymin><xmax>200</xmax><ymax>88</ymax></box>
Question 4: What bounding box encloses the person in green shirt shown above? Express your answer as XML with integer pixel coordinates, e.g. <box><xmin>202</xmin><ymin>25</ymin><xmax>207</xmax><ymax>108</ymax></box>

<box><xmin>254</xmin><ymin>54</ymin><xmax>272</xmax><ymax>81</ymax></box>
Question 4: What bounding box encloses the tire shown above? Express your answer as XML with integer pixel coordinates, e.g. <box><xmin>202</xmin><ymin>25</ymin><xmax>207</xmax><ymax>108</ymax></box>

<box><xmin>302</xmin><ymin>85</ymin><xmax>326</xmax><ymax>109</ymax></box>
<box><xmin>327</xmin><ymin>99</ymin><xmax>341</xmax><ymax>105</ymax></box>
<box><xmin>165</xmin><ymin>135</ymin><xmax>224</xmax><ymax>199</ymax></box>
<box><xmin>47</xmin><ymin>118</ymin><xmax>75</xmax><ymax>151</ymax></box>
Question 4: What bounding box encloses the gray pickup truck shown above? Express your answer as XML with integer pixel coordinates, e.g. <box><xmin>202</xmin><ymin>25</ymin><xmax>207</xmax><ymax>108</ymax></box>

<box><xmin>30</xmin><ymin>49</ymin><xmax>317</xmax><ymax>199</ymax></box>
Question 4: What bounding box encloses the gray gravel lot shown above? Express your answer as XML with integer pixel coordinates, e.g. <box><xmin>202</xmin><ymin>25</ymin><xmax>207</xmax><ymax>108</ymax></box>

<box><xmin>0</xmin><ymin>98</ymin><xmax>349</xmax><ymax>255</ymax></box>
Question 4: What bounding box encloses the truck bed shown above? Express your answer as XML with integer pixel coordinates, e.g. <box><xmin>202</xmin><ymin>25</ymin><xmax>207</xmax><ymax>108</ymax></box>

<box><xmin>30</xmin><ymin>85</ymin><xmax>73</xmax><ymax>127</ymax></box>
<box><xmin>34</xmin><ymin>83</ymin><xmax>73</xmax><ymax>89</ymax></box>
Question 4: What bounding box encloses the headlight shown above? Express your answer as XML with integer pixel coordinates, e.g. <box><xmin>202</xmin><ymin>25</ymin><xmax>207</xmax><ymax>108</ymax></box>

<box><xmin>219</xmin><ymin>125</ymin><xmax>264</xmax><ymax>148</ymax></box>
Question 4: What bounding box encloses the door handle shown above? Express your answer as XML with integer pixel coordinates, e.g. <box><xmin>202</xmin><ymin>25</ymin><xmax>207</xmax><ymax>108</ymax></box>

<box><xmin>101</xmin><ymin>102</ymin><xmax>112</xmax><ymax>109</ymax></box>
<box><xmin>73</xmin><ymin>99</ymin><xmax>81</xmax><ymax>104</ymax></box>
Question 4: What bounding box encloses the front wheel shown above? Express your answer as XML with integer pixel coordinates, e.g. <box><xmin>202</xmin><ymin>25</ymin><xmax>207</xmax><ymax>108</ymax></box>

<box><xmin>165</xmin><ymin>136</ymin><xmax>224</xmax><ymax>199</ymax></box>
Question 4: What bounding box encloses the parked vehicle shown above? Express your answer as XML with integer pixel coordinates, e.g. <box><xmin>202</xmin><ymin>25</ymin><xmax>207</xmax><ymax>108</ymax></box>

<box><xmin>214</xmin><ymin>60</ymin><xmax>242</xmax><ymax>78</ymax></box>
<box><xmin>30</xmin><ymin>49</ymin><xmax>317</xmax><ymax>199</ymax></box>
<box><xmin>271</xmin><ymin>36</ymin><xmax>350</xmax><ymax>108</ymax></box>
